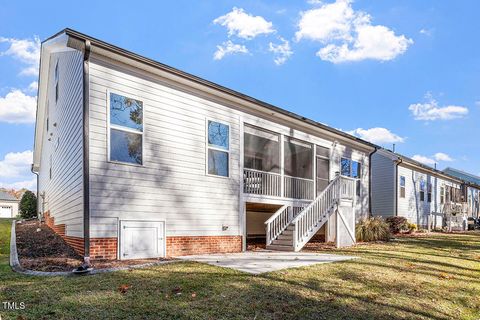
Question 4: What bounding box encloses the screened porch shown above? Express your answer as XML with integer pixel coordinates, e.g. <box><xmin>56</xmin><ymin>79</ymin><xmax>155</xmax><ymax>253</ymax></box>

<box><xmin>243</xmin><ymin>125</ymin><xmax>333</xmax><ymax>201</ymax></box>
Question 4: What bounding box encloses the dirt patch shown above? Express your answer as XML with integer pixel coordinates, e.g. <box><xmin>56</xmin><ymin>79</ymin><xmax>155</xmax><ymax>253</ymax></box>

<box><xmin>15</xmin><ymin>220</ymin><xmax>168</xmax><ymax>272</ymax></box>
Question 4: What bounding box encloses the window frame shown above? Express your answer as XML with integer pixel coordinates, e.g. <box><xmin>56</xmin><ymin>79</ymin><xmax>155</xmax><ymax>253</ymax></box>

<box><xmin>427</xmin><ymin>183</ymin><xmax>432</xmax><ymax>203</ymax></box>
<box><xmin>399</xmin><ymin>175</ymin><xmax>406</xmax><ymax>198</ymax></box>
<box><xmin>205</xmin><ymin>118</ymin><xmax>231</xmax><ymax>178</ymax></box>
<box><xmin>106</xmin><ymin>90</ymin><xmax>145</xmax><ymax>167</ymax></box>
<box><xmin>419</xmin><ymin>180</ymin><xmax>425</xmax><ymax>202</ymax></box>
<box><xmin>54</xmin><ymin>60</ymin><xmax>59</xmax><ymax>104</ymax></box>
<box><xmin>340</xmin><ymin>157</ymin><xmax>362</xmax><ymax>179</ymax></box>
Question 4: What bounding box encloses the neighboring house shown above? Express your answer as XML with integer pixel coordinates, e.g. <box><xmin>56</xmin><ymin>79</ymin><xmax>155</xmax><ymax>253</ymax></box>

<box><xmin>443</xmin><ymin>168</ymin><xmax>480</xmax><ymax>218</ymax></box>
<box><xmin>371</xmin><ymin>149</ymin><xmax>472</xmax><ymax>229</ymax></box>
<box><xmin>0</xmin><ymin>191</ymin><xmax>19</xmax><ymax>218</ymax></box>
<box><xmin>32</xmin><ymin>29</ymin><xmax>376</xmax><ymax>262</ymax></box>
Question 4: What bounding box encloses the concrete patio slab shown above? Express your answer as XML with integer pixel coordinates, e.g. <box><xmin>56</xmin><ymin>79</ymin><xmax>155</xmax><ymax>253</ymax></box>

<box><xmin>179</xmin><ymin>250</ymin><xmax>356</xmax><ymax>274</ymax></box>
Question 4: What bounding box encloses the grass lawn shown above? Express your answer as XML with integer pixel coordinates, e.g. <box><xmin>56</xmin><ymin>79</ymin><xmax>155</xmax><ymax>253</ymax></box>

<box><xmin>1</xmin><ymin>219</ymin><xmax>479</xmax><ymax>320</ymax></box>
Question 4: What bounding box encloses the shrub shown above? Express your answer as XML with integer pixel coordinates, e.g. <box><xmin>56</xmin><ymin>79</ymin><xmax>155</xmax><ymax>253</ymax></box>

<box><xmin>407</xmin><ymin>223</ymin><xmax>417</xmax><ymax>233</ymax></box>
<box><xmin>385</xmin><ymin>216</ymin><xmax>409</xmax><ymax>234</ymax></box>
<box><xmin>356</xmin><ymin>217</ymin><xmax>391</xmax><ymax>242</ymax></box>
<box><xmin>19</xmin><ymin>190</ymin><xmax>37</xmax><ymax>219</ymax></box>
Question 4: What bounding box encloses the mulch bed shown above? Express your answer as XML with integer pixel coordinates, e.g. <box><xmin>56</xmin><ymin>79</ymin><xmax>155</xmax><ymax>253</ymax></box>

<box><xmin>15</xmin><ymin>220</ymin><xmax>168</xmax><ymax>272</ymax></box>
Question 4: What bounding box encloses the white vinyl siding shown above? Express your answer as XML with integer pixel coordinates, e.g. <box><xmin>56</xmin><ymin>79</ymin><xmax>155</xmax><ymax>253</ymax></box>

<box><xmin>88</xmin><ymin>57</ymin><xmax>241</xmax><ymax>237</ymax></box>
<box><xmin>396</xmin><ymin>164</ymin><xmax>461</xmax><ymax>227</ymax></box>
<box><xmin>86</xmin><ymin>54</ymin><xmax>373</xmax><ymax>238</ymax></box>
<box><xmin>38</xmin><ymin>50</ymin><xmax>84</xmax><ymax>237</ymax></box>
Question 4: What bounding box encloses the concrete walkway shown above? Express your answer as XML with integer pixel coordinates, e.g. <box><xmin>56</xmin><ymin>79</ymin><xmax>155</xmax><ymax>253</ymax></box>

<box><xmin>179</xmin><ymin>250</ymin><xmax>356</xmax><ymax>274</ymax></box>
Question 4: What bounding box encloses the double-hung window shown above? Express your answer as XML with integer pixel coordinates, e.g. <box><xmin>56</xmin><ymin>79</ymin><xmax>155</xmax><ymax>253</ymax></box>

<box><xmin>399</xmin><ymin>176</ymin><xmax>406</xmax><ymax>198</ymax></box>
<box><xmin>440</xmin><ymin>186</ymin><xmax>445</xmax><ymax>204</ymax></box>
<box><xmin>341</xmin><ymin>158</ymin><xmax>362</xmax><ymax>196</ymax></box>
<box><xmin>207</xmin><ymin>120</ymin><xmax>229</xmax><ymax>177</ymax></box>
<box><xmin>419</xmin><ymin>180</ymin><xmax>425</xmax><ymax>202</ymax></box>
<box><xmin>108</xmin><ymin>92</ymin><xmax>143</xmax><ymax>165</ymax></box>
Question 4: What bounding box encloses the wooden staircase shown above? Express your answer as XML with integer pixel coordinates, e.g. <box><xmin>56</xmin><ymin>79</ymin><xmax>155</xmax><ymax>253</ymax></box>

<box><xmin>265</xmin><ymin>175</ymin><xmax>355</xmax><ymax>252</ymax></box>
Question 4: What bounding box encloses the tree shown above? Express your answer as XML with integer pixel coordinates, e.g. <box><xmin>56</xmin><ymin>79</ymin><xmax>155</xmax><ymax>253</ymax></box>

<box><xmin>19</xmin><ymin>190</ymin><xmax>37</xmax><ymax>219</ymax></box>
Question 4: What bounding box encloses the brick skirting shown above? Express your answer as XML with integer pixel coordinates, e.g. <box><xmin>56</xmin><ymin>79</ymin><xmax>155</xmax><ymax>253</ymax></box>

<box><xmin>91</xmin><ymin>238</ymin><xmax>118</xmax><ymax>260</ymax></box>
<box><xmin>43</xmin><ymin>212</ymin><xmax>243</xmax><ymax>260</ymax></box>
<box><xmin>166</xmin><ymin>235</ymin><xmax>242</xmax><ymax>257</ymax></box>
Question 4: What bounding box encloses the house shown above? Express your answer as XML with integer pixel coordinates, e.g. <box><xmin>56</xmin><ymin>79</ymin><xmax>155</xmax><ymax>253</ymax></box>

<box><xmin>443</xmin><ymin>168</ymin><xmax>480</xmax><ymax>218</ymax></box>
<box><xmin>32</xmin><ymin>29</ymin><xmax>376</xmax><ymax>262</ymax></box>
<box><xmin>371</xmin><ymin>148</ymin><xmax>473</xmax><ymax>229</ymax></box>
<box><xmin>0</xmin><ymin>191</ymin><xmax>19</xmax><ymax>218</ymax></box>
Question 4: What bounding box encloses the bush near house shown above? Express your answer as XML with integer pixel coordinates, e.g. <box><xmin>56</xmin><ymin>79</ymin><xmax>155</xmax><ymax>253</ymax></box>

<box><xmin>356</xmin><ymin>217</ymin><xmax>391</xmax><ymax>242</ymax></box>
<box><xmin>19</xmin><ymin>190</ymin><xmax>37</xmax><ymax>219</ymax></box>
<box><xmin>386</xmin><ymin>216</ymin><xmax>409</xmax><ymax>234</ymax></box>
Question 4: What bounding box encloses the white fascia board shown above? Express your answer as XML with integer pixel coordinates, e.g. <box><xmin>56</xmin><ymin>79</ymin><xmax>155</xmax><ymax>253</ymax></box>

<box><xmin>32</xmin><ymin>33</ymin><xmax>77</xmax><ymax>172</ymax></box>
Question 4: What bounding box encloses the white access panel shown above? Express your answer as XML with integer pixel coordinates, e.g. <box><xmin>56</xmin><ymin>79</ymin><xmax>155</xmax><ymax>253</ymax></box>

<box><xmin>119</xmin><ymin>220</ymin><xmax>165</xmax><ymax>260</ymax></box>
<box><xmin>0</xmin><ymin>206</ymin><xmax>12</xmax><ymax>218</ymax></box>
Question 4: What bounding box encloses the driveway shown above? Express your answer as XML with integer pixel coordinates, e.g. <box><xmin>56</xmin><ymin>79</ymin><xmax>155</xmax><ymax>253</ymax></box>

<box><xmin>179</xmin><ymin>250</ymin><xmax>356</xmax><ymax>274</ymax></box>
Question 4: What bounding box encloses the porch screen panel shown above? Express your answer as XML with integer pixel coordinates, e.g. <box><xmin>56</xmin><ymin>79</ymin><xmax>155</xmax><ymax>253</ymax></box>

<box><xmin>244</xmin><ymin>126</ymin><xmax>280</xmax><ymax>173</ymax></box>
<box><xmin>284</xmin><ymin>137</ymin><xmax>313</xmax><ymax>179</ymax></box>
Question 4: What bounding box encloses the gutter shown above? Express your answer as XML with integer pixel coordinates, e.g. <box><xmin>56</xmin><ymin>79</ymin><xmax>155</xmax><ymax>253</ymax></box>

<box><xmin>82</xmin><ymin>40</ymin><xmax>91</xmax><ymax>265</ymax></box>
<box><xmin>394</xmin><ymin>157</ymin><xmax>403</xmax><ymax>216</ymax></box>
<box><xmin>368</xmin><ymin>147</ymin><xmax>378</xmax><ymax>217</ymax></box>
<box><xmin>30</xmin><ymin>164</ymin><xmax>39</xmax><ymax>219</ymax></box>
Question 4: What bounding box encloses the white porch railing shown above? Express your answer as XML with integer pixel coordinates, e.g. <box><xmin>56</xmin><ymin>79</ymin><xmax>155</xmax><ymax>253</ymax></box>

<box><xmin>292</xmin><ymin>175</ymin><xmax>356</xmax><ymax>251</ymax></box>
<box><xmin>265</xmin><ymin>205</ymin><xmax>291</xmax><ymax>246</ymax></box>
<box><xmin>243</xmin><ymin>168</ymin><xmax>282</xmax><ymax>197</ymax></box>
<box><xmin>284</xmin><ymin>176</ymin><xmax>314</xmax><ymax>200</ymax></box>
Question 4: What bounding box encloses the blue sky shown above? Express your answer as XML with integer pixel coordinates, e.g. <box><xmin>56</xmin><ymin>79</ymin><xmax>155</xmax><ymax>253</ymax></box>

<box><xmin>0</xmin><ymin>0</ymin><xmax>479</xmax><ymax>190</ymax></box>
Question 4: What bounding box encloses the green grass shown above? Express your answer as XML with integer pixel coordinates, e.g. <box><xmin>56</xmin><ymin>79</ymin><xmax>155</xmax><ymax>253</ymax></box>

<box><xmin>1</xmin><ymin>218</ymin><xmax>479</xmax><ymax>319</ymax></box>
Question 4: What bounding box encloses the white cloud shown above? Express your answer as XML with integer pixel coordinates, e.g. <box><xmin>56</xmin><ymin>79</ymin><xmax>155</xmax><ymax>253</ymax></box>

<box><xmin>28</xmin><ymin>81</ymin><xmax>38</xmax><ymax>92</ymax></box>
<box><xmin>214</xmin><ymin>7</ymin><xmax>275</xmax><ymax>40</ymax></box>
<box><xmin>0</xmin><ymin>150</ymin><xmax>33</xmax><ymax>179</ymax></box>
<box><xmin>409</xmin><ymin>94</ymin><xmax>468</xmax><ymax>121</ymax></box>
<box><xmin>419</xmin><ymin>28</ymin><xmax>433</xmax><ymax>36</ymax></box>
<box><xmin>412</xmin><ymin>155</ymin><xmax>436</xmax><ymax>166</ymax></box>
<box><xmin>213</xmin><ymin>40</ymin><xmax>249</xmax><ymax>60</ymax></box>
<box><xmin>0</xmin><ymin>89</ymin><xmax>37</xmax><ymax>124</ymax></box>
<box><xmin>0</xmin><ymin>36</ymin><xmax>40</xmax><ymax>76</ymax></box>
<box><xmin>348</xmin><ymin>127</ymin><xmax>405</xmax><ymax>145</ymax></box>
<box><xmin>296</xmin><ymin>0</ymin><xmax>412</xmax><ymax>63</ymax></box>
<box><xmin>434</xmin><ymin>152</ymin><xmax>453</xmax><ymax>162</ymax></box>
<box><xmin>412</xmin><ymin>152</ymin><xmax>454</xmax><ymax>166</ymax></box>
<box><xmin>269</xmin><ymin>37</ymin><xmax>293</xmax><ymax>65</ymax></box>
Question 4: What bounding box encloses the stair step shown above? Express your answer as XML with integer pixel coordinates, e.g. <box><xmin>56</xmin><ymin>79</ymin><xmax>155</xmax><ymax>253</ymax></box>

<box><xmin>266</xmin><ymin>244</ymin><xmax>294</xmax><ymax>251</ymax></box>
<box><xmin>272</xmin><ymin>239</ymin><xmax>293</xmax><ymax>246</ymax></box>
<box><xmin>286</xmin><ymin>225</ymin><xmax>295</xmax><ymax>231</ymax></box>
<box><xmin>277</xmin><ymin>234</ymin><xmax>292</xmax><ymax>240</ymax></box>
<box><xmin>280</xmin><ymin>230</ymin><xmax>293</xmax><ymax>236</ymax></box>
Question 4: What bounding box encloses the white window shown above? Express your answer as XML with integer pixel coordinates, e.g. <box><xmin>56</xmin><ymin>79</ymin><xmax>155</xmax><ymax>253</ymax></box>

<box><xmin>207</xmin><ymin>120</ymin><xmax>230</xmax><ymax>177</ymax></box>
<box><xmin>400</xmin><ymin>176</ymin><xmax>406</xmax><ymax>198</ymax></box>
<box><xmin>108</xmin><ymin>92</ymin><xmax>144</xmax><ymax>165</ymax></box>
<box><xmin>55</xmin><ymin>61</ymin><xmax>59</xmax><ymax>103</ymax></box>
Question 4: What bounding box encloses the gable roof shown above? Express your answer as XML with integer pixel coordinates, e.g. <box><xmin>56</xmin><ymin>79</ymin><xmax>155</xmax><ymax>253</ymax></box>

<box><xmin>443</xmin><ymin>167</ymin><xmax>480</xmax><ymax>186</ymax></box>
<box><xmin>376</xmin><ymin>148</ymin><xmax>464</xmax><ymax>184</ymax></box>
<box><xmin>0</xmin><ymin>191</ymin><xmax>18</xmax><ymax>202</ymax></box>
<box><xmin>33</xmin><ymin>28</ymin><xmax>377</xmax><ymax>171</ymax></box>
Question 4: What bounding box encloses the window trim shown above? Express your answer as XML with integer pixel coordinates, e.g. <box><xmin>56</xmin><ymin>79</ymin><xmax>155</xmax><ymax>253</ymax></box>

<box><xmin>106</xmin><ymin>90</ymin><xmax>145</xmax><ymax>167</ymax></box>
<box><xmin>205</xmin><ymin>118</ymin><xmax>231</xmax><ymax>178</ymax></box>
<box><xmin>340</xmin><ymin>157</ymin><xmax>362</xmax><ymax>179</ymax></box>
<box><xmin>419</xmin><ymin>180</ymin><xmax>425</xmax><ymax>202</ymax></box>
<box><xmin>399</xmin><ymin>175</ymin><xmax>406</xmax><ymax>198</ymax></box>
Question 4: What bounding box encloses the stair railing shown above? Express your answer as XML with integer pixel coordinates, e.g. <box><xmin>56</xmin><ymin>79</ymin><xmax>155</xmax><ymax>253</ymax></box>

<box><xmin>265</xmin><ymin>205</ymin><xmax>291</xmax><ymax>246</ymax></box>
<box><xmin>291</xmin><ymin>176</ymin><xmax>356</xmax><ymax>251</ymax></box>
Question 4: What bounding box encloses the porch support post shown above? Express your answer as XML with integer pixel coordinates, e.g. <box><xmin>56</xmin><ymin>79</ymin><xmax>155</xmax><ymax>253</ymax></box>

<box><xmin>280</xmin><ymin>134</ymin><xmax>285</xmax><ymax>198</ymax></box>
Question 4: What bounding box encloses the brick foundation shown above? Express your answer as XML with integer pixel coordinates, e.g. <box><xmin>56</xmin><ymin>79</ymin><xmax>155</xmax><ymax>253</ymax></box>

<box><xmin>90</xmin><ymin>238</ymin><xmax>118</xmax><ymax>260</ymax></box>
<box><xmin>166</xmin><ymin>236</ymin><xmax>242</xmax><ymax>257</ymax></box>
<box><xmin>43</xmin><ymin>212</ymin><xmax>243</xmax><ymax>260</ymax></box>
